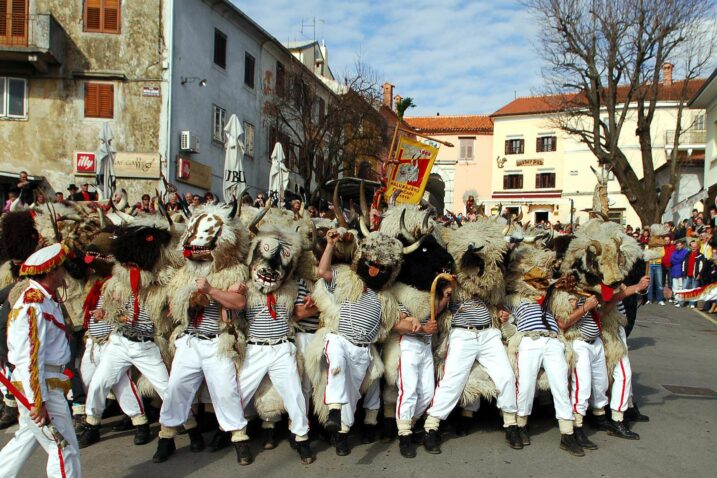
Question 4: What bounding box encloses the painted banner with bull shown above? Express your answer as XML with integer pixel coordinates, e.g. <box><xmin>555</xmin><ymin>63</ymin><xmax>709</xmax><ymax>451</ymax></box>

<box><xmin>384</xmin><ymin>137</ymin><xmax>439</xmax><ymax>205</ymax></box>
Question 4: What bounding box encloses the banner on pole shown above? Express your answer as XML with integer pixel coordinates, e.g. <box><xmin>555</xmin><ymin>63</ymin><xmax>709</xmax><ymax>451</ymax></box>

<box><xmin>384</xmin><ymin>137</ymin><xmax>439</xmax><ymax>204</ymax></box>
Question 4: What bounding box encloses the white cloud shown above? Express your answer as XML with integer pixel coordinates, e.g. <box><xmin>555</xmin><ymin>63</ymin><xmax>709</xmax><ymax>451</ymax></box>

<box><xmin>235</xmin><ymin>0</ymin><xmax>544</xmax><ymax>115</ymax></box>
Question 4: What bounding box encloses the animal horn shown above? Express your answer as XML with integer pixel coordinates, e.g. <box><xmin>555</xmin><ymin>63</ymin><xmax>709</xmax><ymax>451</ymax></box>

<box><xmin>116</xmin><ymin>189</ymin><xmax>128</xmax><ymax>210</ymax></box>
<box><xmin>299</xmin><ymin>220</ymin><xmax>318</xmax><ymax>251</ymax></box>
<box><xmin>422</xmin><ymin>210</ymin><xmax>433</xmax><ymax>233</ymax></box>
<box><xmin>299</xmin><ymin>201</ymin><xmax>305</xmax><ymax>218</ymax></box>
<box><xmin>46</xmin><ymin>203</ymin><xmax>62</xmax><ymax>242</ymax></box>
<box><xmin>399</xmin><ymin>209</ymin><xmax>415</xmax><ymax>241</ymax></box>
<box><xmin>228</xmin><ymin>194</ymin><xmax>238</xmax><ymax>220</ymax></box>
<box><xmin>248</xmin><ymin>196</ymin><xmax>273</xmax><ymax>234</ymax></box>
<box><xmin>333</xmin><ymin>180</ymin><xmax>349</xmax><ymax>228</ymax></box>
<box><xmin>403</xmin><ymin>234</ymin><xmax>428</xmax><ymax>255</ymax></box>
<box><xmin>359</xmin><ymin>215</ymin><xmax>371</xmax><ymax>238</ymax></box>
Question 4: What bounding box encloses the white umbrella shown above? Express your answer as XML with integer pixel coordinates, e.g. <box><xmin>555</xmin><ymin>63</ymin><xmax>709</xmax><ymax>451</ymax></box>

<box><xmin>222</xmin><ymin>114</ymin><xmax>246</xmax><ymax>203</ymax></box>
<box><xmin>96</xmin><ymin>122</ymin><xmax>116</xmax><ymax>200</ymax></box>
<box><xmin>269</xmin><ymin>142</ymin><xmax>289</xmax><ymax>203</ymax></box>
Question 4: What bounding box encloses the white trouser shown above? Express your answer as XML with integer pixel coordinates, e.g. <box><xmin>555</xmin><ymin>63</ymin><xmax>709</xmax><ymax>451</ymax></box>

<box><xmin>672</xmin><ymin>277</ymin><xmax>683</xmax><ymax>291</ymax></box>
<box><xmin>396</xmin><ymin>335</ymin><xmax>434</xmax><ymax>423</ymax></box>
<box><xmin>0</xmin><ymin>386</ymin><xmax>82</xmax><ymax>478</ymax></box>
<box><xmin>516</xmin><ymin>336</ymin><xmax>572</xmax><ymax>420</ymax></box>
<box><xmin>86</xmin><ymin>333</ymin><xmax>169</xmax><ymax>423</ymax></box>
<box><xmin>427</xmin><ymin>328</ymin><xmax>517</xmax><ymax>421</ymax></box>
<box><xmin>238</xmin><ymin>342</ymin><xmax>308</xmax><ymax>437</ymax></box>
<box><xmin>295</xmin><ymin>332</ymin><xmax>315</xmax><ymax>407</ymax></box>
<box><xmin>571</xmin><ymin>337</ymin><xmax>608</xmax><ymax>417</ymax></box>
<box><xmin>610</xmin><ymin>327</ymin><xmax>632</xmax><ymax>415</ymax></box>
<box><xmin>160</xmin><ymin>335</ymin><xmax>246</xmax><ymax>432</ymax></box>
<box><xmin>80</xmin><ymin>337</ymin><xmax>144</xmax><ymax>420</ymax></box>
<box><xmin>323</xmin><ymin>333</ymin><xmax>371</xmax><ymax>430</ymax></box>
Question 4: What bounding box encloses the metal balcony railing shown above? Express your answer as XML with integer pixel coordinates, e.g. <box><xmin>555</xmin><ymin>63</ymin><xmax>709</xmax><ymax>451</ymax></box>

<box><xmin>665</xmin><ymin>129</ymin><xmax>706</xmax><ymax>145</ymax></box>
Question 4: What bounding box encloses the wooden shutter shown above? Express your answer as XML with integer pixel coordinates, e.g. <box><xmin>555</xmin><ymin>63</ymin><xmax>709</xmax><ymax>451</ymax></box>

<box><xmin>85</xmin><ymin>83</ymin><xmax>99</xmax><ymax>117</ymax></box>
<box><xmin>103</xmin><ymin>0</ymin><xmax>120</xmax><ymax>33</ymax></box>
<box><xmin>1</xmin><ymin>0</ymin><xmax>28</xmax><ymax>46</ymax></box>
<box><xmin>85</xmin><ymin>83</ymin><xmax>113</xmax><ymax>118</ymax></box>
<box><xmin>536</xmin><ymin>137</ymin><xmax>542</xmax><ymax>153</ymax></box>
<box><xmin>504</xmin><ymin>140</ymin><xmax>510</xmax><ymax>154</ymax></box>
<box><xmin>551</xmin><ymin>137</ymin><xmax>557</xmax><ymax>152</ymax></box>
<box><xmin>85</xmin><ymin>0</ymin><xmax>101</xmax><ymax>31</ymax></box>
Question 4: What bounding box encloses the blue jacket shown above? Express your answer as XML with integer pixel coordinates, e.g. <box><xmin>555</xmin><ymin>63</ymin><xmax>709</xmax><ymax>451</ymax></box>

<box><xmin>670</xmin><ymin>248</ymin><xmax>689</xmax><ymax>278</ymax></box>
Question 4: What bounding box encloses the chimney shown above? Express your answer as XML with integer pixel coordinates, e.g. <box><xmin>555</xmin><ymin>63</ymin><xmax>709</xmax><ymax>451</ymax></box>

<box><xmin>662</xmin><ymin>63</ymin><xmax>674</xmax><ymax>86</ymax></box>
<box><xmin>383</xmin><ymin>83</ymin><xmax>394</xmax><ymax>109</ymax></box>
<box><xmin>394</xmin><ymin>94</ymin><xmax>402</xmax><ymax>111</ymax></box>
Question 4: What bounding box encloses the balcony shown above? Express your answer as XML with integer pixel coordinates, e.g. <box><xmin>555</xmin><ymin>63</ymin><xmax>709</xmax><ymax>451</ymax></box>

<box><xmin>0</xmin><ymin>14</ymin><xmax>65</xmax><ymax>73</ymax></box>
<box><xmin>665</xmin><ymin>129</ymin><xmax>706</xmax><ymax>146</ymax></box>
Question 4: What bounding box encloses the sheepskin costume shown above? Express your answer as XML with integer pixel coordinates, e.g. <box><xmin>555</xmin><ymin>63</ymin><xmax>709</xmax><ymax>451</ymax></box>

<box><xmin>307</xmin><ymin>231</ymin><xmax>403</xmax><ymax>425</ymax></box>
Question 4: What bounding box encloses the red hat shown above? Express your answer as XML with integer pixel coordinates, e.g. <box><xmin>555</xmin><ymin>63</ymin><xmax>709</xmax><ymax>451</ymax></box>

<box><xmin>20</xmin><ymin>243</ymin><xmax>70</xmax><ymax>276</ymax></box>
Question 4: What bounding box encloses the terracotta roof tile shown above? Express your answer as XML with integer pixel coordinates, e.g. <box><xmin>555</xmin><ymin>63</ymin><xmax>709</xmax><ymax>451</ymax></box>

<box><xmin>404</xmin><ymin>115</ymin><xmax>493</xmax><ymax>134</ymax></box>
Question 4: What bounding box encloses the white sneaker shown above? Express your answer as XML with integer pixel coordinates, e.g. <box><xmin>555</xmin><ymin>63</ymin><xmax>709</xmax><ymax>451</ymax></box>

<box><xmin>645</xmin><ymin>300</ymin><xmax>652</xmax><ymax>305</ymax></box>
<box><xmin>659</xmin><ymin>301</ymin><xmax>666</xmax><ymax>306</ymax></box>
<box><xmin>675</xmin><ymin>303</ymin><xmax>681</xmax><ymax>308</ymax></box>
<box><xmin>690</xmin><ymin>305</ymin><xmax>696</xmax><ymax>308</ymax></box>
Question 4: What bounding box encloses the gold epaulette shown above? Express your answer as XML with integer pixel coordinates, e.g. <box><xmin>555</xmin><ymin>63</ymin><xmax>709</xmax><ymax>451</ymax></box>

<box><xmin>23</xmin><ymin>289</ymin><xmax>44</xmax><ymax>305</ymax></box>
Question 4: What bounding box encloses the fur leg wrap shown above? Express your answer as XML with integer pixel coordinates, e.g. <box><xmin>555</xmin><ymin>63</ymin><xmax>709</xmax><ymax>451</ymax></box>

<box><xmin>383</xmin><ymin>402</ymin><xmax>396</xmax><ymax>417</ymax></box>
<box><xmin>462</xmin><ymin>409</ymin><xmax>474</xmax><ymax>418</ymax></box>
<box><xmin>295</xmin><ymin>434</ymin><xmax>308</xmax><ymax>442</ymax></box>
<box><xmin>558</xmin><ymin>419</ymin><xmax>574</xmax><ymax>435</ymax></box>
<box><xmin>503</xmin><ymin>411</ymin><xmax>517</xmax><ymax>427</ymax></box>
<box><xmin>86</xmin><ymin>415</ymin><xmax>101</xmax><ymax>426</ymax></box>
<box><xmin>72</xmin><ymin>404</ymin><xmax>86</xmax><ymax>415</ymax></box>
<box><xmin>397</xmin><ymin>419</ymin><xmax>413</xmax><ymax>436</ymax></box>
<box><xmin>131</xmin><ymin>414</ymin><xmax>148</xmax><ymax>426</ymax></box>
<box><xmin>159</xmin><ymin>425</ymin><xmax>177</xmax><ymax>439</ymax></box>
<box><xmin>231</xmin><ymin>429</ymin><xmax>249</xmax><ymax>443</ymax></box>
<box><xmin>364</xmin><ymin>409</ymin><xmax>378</xmax><ymax>425</ymax></box>
<box><xmin>591</xmin><ymin>407</ymin><xmax>606</xmax><ymax>416</ymax></box>
<box><xmin>3</xmin><ymin>397</ymin><xmax>17</xmax><ymax>407</ymax></box>
<box><xmin>328</xmin><ymin>403</ymin><xmax>342</xmax><ymax>410</ymax></box>
<box><xmin>612</xmin><ymin>410</ymin><xmax>624</xmax><ymax>422</ymax></box>
<box><xmin>184</xmin><ymin>416</ymin><xmax>198</xmax><ymax>430</ymax></box>
<box><xmin>424</xmin><ymin>415</ymin><xmax>440</xmax><ymax>431</ymax></box>
<box><xmin>574</xmin><ymin>413</ymin><xmax>584</xmax><ymax>427</ymax></box>
<box><xmin>516</xmin><ymin>415</ymin><xmax>528</xmax><ymax>427</ymax></box>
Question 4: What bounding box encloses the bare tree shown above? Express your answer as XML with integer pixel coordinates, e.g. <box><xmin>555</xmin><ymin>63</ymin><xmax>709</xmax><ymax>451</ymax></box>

<box><xmin>528</xmin><ymin>0</ymin><xmax>716</xmax><ymax>225</ymax></box>
<box><xmin>264</xmin><ymin>60</ymin><xmax>388</xmax><ymax>200</ymax></box>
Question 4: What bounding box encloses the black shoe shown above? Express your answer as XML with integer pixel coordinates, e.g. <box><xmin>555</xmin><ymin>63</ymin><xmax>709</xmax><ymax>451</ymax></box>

<box><xmin>188</xmin><ymin>427</ymin><xmax>206</xmax><ymax>452</ymax></box>
<box><xmin>335</xmin><ymin>432</ymin><xmax>350</xmax><ymax>456</ymax></box>
<box><xmin>411</xmin><ymin>428</ymin><xmax>425</xmax><ymax>444</ymax></box>
<box><xmin>362</xmin><ymin>423</ymin><xmax>378</xmax><ymax>444</ymax></box>
<box><xmin>0</xmin><ymin>405</ymin><xmax>18</xmax><ymax>430</ymax></box>
<box><xmin>606</xmin><ymin>420</ymin><xmax>640</xmax><ymax>440</ymax></box>
<box><xmin>325</xmin><ymin>409</ymin><xmax>341</xmax><ymax>434</ymax></box>
<box><xmin>455</xmin><ymin>416</ymin><xmax>471</xmax><ymax>437</ymax></box>
<box><xmin>112</xmin><ymin>415</ymin><xmax>133</xmax><ymax>432</ymax></box>
<box><xmin>380</xmin><ymin>417</ymin><xmax>397</xmax><ymax>443</ymax></box>
<box><xmin>573</xmin><ymin>426</ymin><xmax>598</xmax><ymax>450</ymax></box>
<box><xmin>560</xmin><ymin>433</ymin><xmax>585</xmax><ymax>457</ymax></box>
<box><xmin>152</xmin><ymin>438</ymin><xmax>176</xmax><ymax>463</ymax></box>
<box><xmin>590</xmin><ymin>413</ymin><xmax>610</xmax><ymax>431</ymax></box>
<box><xmin>78</xmin><ymin>424</ymin><xmax>101</xmax><ymax>448</ymax></box>
<box><xmin>518</xmin><ymin>426</ymin><xmax>530</xmax><ymax>446</ymax></box>
<box><xmin>262</xmin><ymin>427</ymin><xmax>278</xmax><ymax>450</ymax></box>
<box><xmin>74</xmin><ymin>414</ymin><xmax>88</xmax><ymax>433</ymax></box>
<box><xmin>423</xmin><ymin>429</ymin><xmax>441</xmax><ymax>454</ymax></box>
<box><xmin>234</xmin><ymin>442</ymin><xmax>253</xmax><ymax>465</ymax></box>
<box><xmin>297</xmin><ymin>441</ymin><xmax>315</xmax><ymax>464</ymax></box>
<box><xmin>624</xmin><ymin>405</ymin><xmax>650</xmax><ymax>423</ymax></box>
<box><xmin>505</xmin><ymin>425</ymin><xmax>524</xmax><ymax>450</ymax></box>
<box><xmin>208</xmin><ymin>430</ymin><xmax>231</xmax><ymax>452</ymax></box>
<box><xmin>288</xmin><ymin>433</ymin><xmax>298</xmax><ymax>450</ymax></box>
<box><xmin>134</xmin><ymin>424</ymin><xmax>151</xmax><ymax>445</ymax></box>
<box><xmin>399</xmin><ymin>435</ymin><xmax>416</xmax><ymax>458</ymax></box>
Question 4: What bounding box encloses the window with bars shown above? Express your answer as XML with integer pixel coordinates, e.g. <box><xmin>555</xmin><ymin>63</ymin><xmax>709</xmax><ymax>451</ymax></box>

<box><xmin>503</xmin><ymin>174</ymin><xmax>523</xmax><ymax>189</ymax></box>
<box><xmin>0</xmin><ymin>0</ymin><xmax>29</xmax><ymax>46</ymax></box>
<box><xmin>535</xmin><ymin>172</ymin><xmax>556</xmax><ymax>189</ymax></box>
<box><xmin>505</xmin><ymin>138</ymin><xmax>524</xmax><ymax>155</ymax></box>
<box><xmin>84</xmin><ymin>82</ymin><xmax>114</xmax><ymax>118</ymax></box>
<box><xmin>459</xmin><ymin>137</ymin><xmax>475</xmax><ymax>161</ymax></box>
<box><xmin>84</xmin><ymin>0</ymin><xmax>121</xmax><ymax>34</ymax></box>
<box><xmin>244</xmin><ymin>52</ymin><xmax>255</xmax><ymax>89</ymax></box>
<box><xmin>0</xmin><ymin>77</ymin><xmax>27</xmax><ymax>118</ymax></box>
<box><xmin>536</xmin><ymin>135</ymin><xmax>557</xmax><ymax>152</ymax></box>
<box><xmin>212</xmin><ymin>104</ymin><xmax>226</xmax><ymax>143</ymax></box>
<box><xmin>695</xmin><ymin>113</ymin><xmax>705</xmax><ymax>131</ymax></box>
<box><xmin>213</xmin><ymin>29</ymin><xmax>227</xmax><ymax>69</ymax></box>
<box><xmin>244</xmin><ymin>121</ymin><xmax>255</xmax><ymax>157</ymax></box>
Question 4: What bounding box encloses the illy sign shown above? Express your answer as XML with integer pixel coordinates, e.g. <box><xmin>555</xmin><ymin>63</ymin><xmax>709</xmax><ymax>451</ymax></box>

<box><xmin>75</xmin><ymin>152</ymin><xmax>97</xmax><ymax>175</ymax></box>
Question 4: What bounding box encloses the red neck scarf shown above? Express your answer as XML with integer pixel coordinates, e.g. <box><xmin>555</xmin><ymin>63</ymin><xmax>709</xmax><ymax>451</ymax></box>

<box><xmin>267</xmin><ymin>293</ymin><xmax>277</xmax><ymax>320</ymax></box>
<box><xmin>82</xmin><ymin>278</ymin><xmax>107</xmax><ymax>329</ymax></box>
<box><xmin>129</xmin><ymin>266</ymin><xmax>141</xmax><ymax>324</ymax></box>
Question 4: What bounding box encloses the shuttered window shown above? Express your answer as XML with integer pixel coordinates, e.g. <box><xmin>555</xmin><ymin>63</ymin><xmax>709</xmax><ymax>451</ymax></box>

<box><xmin>0</xmin><ymin>0</ymin><xmax>29</xmax><ymax>47</ymax></box>
<box><xmin>84</xmin><ymin>0</ymin><xmax>121</xmax><ymax>34</ymax></box>
<box><xmin>85</xmin><ymin>82</ymin><xmax>114</xmax><ymax>118</ymax></box>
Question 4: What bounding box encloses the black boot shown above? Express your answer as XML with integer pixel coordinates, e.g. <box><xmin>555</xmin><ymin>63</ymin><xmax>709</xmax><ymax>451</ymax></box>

<box><xmin>423</xmin><ymin>429</ymin><xmax>441</xmax><ymax>454</ymax></box>
<box><xmin>234</xmin><ymin>442</ymin><xmax>253</xmax><ymax>465</ymax></box>
<box><xmin>325</xmin><ymin>408</ymin><xmax>341</xmax><ymax>433</ymax></box>
<box><xmin>78</xmin><ymin>424</ymin><xmax>101</xmax><ymax>448</ymax></box>
<box><xmin>208</xmin><ymin>430</ymin><xmax>231</xmax><ymax>452</ymax></box>
<box><xmin>112</xmin><ymin>415</ymin><xmax>133</xmax><ymax>432</ymax></box>
<box><xmin>624</xmin><ymin>404</ymin><xmax>650</xmax><ymax>422</ymax></box>
<box><xmin>262</xmin><ymin>427</ymin><xmax>278</xmax><ymax>450</ymax></box>
<box><xmin>73</xmin><ymin>414</ymin><xmax>88</xmax><ymax>433</ymax></box>
<box><xmin>399</xmin><ymin>435</ymin><xmax>416</xmax><ymax>458</ymax></box>
<box><xmin>518</xmin><ymin>426</ymin><xmax>530</xmax><ymax>446</ymax></box>
<box><xmin>454</xmin><ymin>416</ymin><xmax>471</xmax><ymax>437</ymax></box>
<box><xmin>0</xmin><ymin>405</ymin><xmax>18</xmax><ymax>430</ymax></box>
<box><xmin>334</xmin><ymin>432</ymin><xmax>350</xmax><ymax>456</ymax></box>
<box><xmin>380</xmin><ymin>417</ymin><xmax>397</xmax><ymax>443</ymax></box>
<box><xmin>560</xmin><ymin>433</ymin><xmax>585</xmax><ymax>457</ymax></box>
<box><xmin>590</xmin><ymin>413</ymin><xmax>610</xmax><ymax>431</ymax></box>
<box><xmin>297</xmin><ymin>440</ymin><xmax>315</xmax><ymax>464</ymax></box>
<box><xmin>607</xmin><ymin>420</ymin><xmax>640</xmax><ymax>440</ymax></box>
<box><xmin>134</xmin><ymin>424</ymin><xmax>151</xmax><ymax>445</ymax></box>
<box><xmin>361</xmin><ymin>423</ymin><xmax>378</xmax><ymax>444</ymax></box>
<box><xmin>188</xmin><ymin>427</ymin><xmax>206</xmax><ymax>452</ymax></box>
<box><xmin>152</xmin><ymin>438</ymin><xmax>176</xmax><ymax>463</ymax></box>
<box><xmin>573</xmin><ymin>426</ymin><xmax>598</xmax><ymax>450</ymax></box>
<box><xmin>505</xmin><ymin>425</ymin><xmax>524</xmax><ymax>450</ymax></box>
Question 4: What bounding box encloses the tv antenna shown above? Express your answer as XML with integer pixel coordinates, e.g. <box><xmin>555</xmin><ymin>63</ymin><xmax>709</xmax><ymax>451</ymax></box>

<box><xmin>300</xmin><ymin>17</ymin><xmax>325</xmax><ymax>41</ymax></box>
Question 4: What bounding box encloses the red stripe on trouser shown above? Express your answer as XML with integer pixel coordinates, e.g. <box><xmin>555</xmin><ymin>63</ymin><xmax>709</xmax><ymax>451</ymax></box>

<box><xmin>397</xmin><ymin>337</ymin><xmax>405</xmax><ymax>418</ymax></box>
<box><xmin>618</xmin><ymin>359</ymin><xmax>627</xmax><ymax>411</ymax></box>
<box><xmin>128</xmin><ymin>370</ymin><xmax>144</xmax><ymax>415</ymax></box>
<box><xmin>573</xmin><ymin>369</ymin><xmax>580</xmax><ymax>414</ymax></box>
<box><xmin>57</xmin><ymin>444</ymin><xmax>67</xmax><ymax>478</ymax></box>
<box><xmin>323</xmin><ymin>339</ymin><xmax>330</xmax><ymax>405</ymax></box>
<box><xmin>515</xmin><ymin>351</ymin><xmax>520</xmax><ymax>407</ymax></box>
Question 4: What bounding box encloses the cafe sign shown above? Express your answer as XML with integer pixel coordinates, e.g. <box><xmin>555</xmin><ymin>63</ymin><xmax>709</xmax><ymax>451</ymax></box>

<box><xmin>114</xmin><ymin>152</ymin><xmax>161</xmax><ymax>178</ymax></box>
<box><xmin>74</xmin><ymin>152</ymin><xmax>97</xmax><ymax>175</ymax></box>
<box><xmin>516</xmin><ymin>159</ymin><xmax>544</xmax><ymax>167</ymax></box>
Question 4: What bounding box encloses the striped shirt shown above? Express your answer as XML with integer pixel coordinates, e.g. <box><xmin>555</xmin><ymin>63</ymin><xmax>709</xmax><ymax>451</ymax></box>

<box><xmin>185</xmin><ymin>301</ymin><xmax>221</xmax><ymax>336</ymax></box>
<box><xmin>88</xmin><ymin>297</ymin><xmax>112</xmax><ymax>339</ymax></box>
<box><xmin>246</xmin><ymin>291</ymin><xmax>304</xmax><ymax>340</ymax></box>
<box><xmin>117</xmin><ymin>295</ymin><xmax>155</xmax><ymax>338</ymax></box>
<box><xmin>296</xmin><ymin>278</ymin><xmax>319</xmax><ymax>332</ymax></box>
<box><xmin>576</xmin><ymin>298</ymin><xmax>600</xmax><ymax>341</ymax></box>
<box><xmin>327</xmin><ymin>268</ymin><xmax>382</xmax><ymax>344</ymax></box>
<box><xmin>616</xmin><ymin>301</ymin><xmax>626</xmax><ymax>317</ymax></box>
<box><xmin>398</xmin><ymin>302</ymin><xmax>429</xmax><ymax>337</ymax></box>
<box><xmin>506</xmin><ymin>302</ymin><xmax>559</xmax><ymax>333</ymax></box>
<box><xmin>450</xmin><ymin>298</ymin><xmax>493</xmax><ymax>328</ymax></box>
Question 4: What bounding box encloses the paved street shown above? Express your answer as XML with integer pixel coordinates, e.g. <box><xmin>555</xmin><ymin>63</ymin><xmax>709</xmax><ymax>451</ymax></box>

<box><xmin>3</xmin><ymin>303</ymin><xmax>716</xmax><ymax>478</ymax></box>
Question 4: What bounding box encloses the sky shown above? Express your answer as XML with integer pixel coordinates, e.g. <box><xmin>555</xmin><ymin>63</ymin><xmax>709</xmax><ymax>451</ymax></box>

<box><xmin>236</xmin><ymin>0</ymin><xmax>545</xmax><ymax>117</ymax></box>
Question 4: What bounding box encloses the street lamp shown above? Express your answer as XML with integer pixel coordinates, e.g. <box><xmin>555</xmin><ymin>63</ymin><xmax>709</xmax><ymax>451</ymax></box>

<box><xmin>180</xmin><ymin>77</ymin><xmax>207</xmax><ymax>87</ymax></box>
